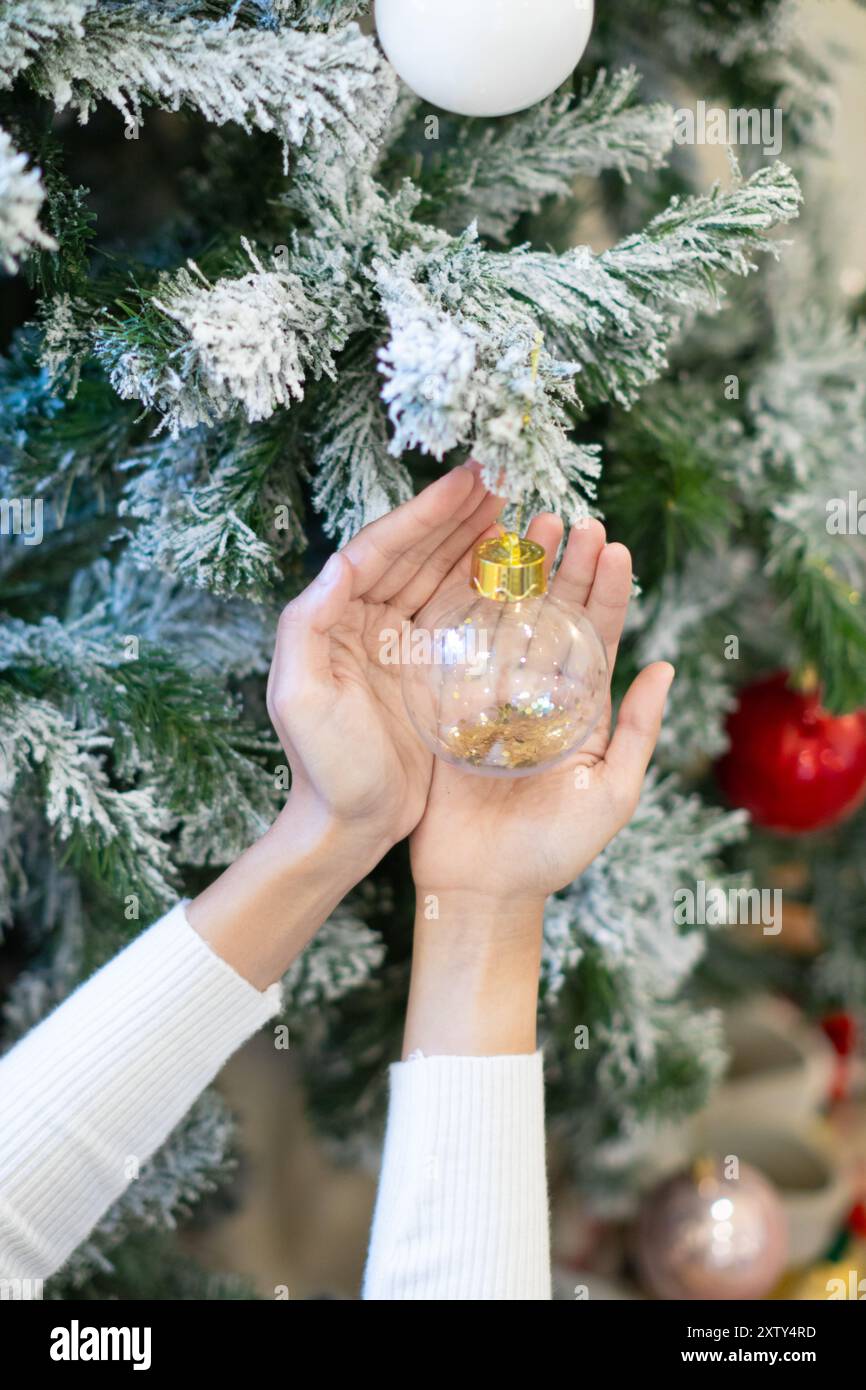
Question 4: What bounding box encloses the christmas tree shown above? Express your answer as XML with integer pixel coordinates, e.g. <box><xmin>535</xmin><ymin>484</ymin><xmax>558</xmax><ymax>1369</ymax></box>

<box><xmin>1</xmin><ymin>0</ymin><xmax>864</xmax><ymax>1298</ymax></box>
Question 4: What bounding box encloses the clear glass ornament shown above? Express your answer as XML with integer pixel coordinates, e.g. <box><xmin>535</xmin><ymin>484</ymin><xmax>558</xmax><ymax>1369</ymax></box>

<box><xmin>401</xmin><ymin>533</ymin><xmax>608</xmax><ymax>778</ymax></box>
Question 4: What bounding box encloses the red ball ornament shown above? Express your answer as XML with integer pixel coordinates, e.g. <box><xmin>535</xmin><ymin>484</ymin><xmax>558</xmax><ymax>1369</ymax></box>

<box><xmin>821</xmin><ymin>1011</ymin><xmax>858</xmax><ymax>1058</ymax></box>
<box><xmin>716</xmin><ymin>671</ymin><xmax>866</xmax><ymax>834</ymax></box>
<box><xmin>821</xmin><ymin>1011</ymin><xmax>860</xmax><ymax>1102</ymax></box>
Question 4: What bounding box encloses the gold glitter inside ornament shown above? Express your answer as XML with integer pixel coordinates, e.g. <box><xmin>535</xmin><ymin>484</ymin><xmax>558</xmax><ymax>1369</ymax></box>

<box><xmin>443</xmin><ymin>701</ymin><xmax>591</xmax><ymax>770</ymax></box>
<box><xmin>400</xmin><ymin>530</ymin><xmax>608</xmax><ymax>778</ymax></box>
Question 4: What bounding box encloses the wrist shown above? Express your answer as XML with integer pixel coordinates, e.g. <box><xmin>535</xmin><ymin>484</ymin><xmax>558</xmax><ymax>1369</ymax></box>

<box><xmin>188</xmin><ymin>790</ymin><xmax>388</xmax><ymax>991</ymax></box>
<box><xmin>413</xmin><ymin>888</ymin><xmax>546</xmax><ymax>942</ymax></box>
<box><xmin>268</xmin><ymin>787</ymin><xmax>393</xmax><ymax>881</ymax></box>
<box><xmin>403</xmin><ymin>890</ymin><xmax>546</xmax><ymax>1058</ymax></box>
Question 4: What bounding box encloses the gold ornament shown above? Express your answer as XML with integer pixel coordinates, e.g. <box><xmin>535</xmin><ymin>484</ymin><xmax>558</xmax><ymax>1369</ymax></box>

<box><xmin>401</xmin><ymin>528</ymin><xmax>608</xmax><ymax>778</ymax></box>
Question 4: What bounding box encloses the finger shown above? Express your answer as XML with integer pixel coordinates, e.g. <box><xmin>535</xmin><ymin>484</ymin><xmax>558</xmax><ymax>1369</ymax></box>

<box><xmin>604</xmin><ymin>663</ymin><xmax>675</xmax><ymax>814</ymax></box>
<box><xmin>267</xmin><ymin>551</ymin><xmax>352</xmax><ymax>722</ymax></box>
<box><xmin>393</xmin><ymin>487</ymin><xmax>506</xmax><ymax>615</ymax></box>
<box><xmin>363</xmin><ymin>467</ymin><xmax>488</xmax><ymax>605</ymax></box>
<box><xmin>344</xmin><ymin>465</ymin><xmax>480</xmax><ymax>599</ymax></box>
<box><xmin>584</xmin><ymin>541</ymin><xmax>633</xmax><ymax>670</ymax></box>
<box><xmin>549</xmin><ymin>518</ymin><xmax>607</xmax><ymax>607</ymax></box>
<box><xmin>525</xmin><ymin>512</ymin><xmax>564</xmax><ymax>581</ymax></box>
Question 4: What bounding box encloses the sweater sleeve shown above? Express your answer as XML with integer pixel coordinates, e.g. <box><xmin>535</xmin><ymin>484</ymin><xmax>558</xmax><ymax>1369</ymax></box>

<box><xmin>362</xmin><ymin>1051</ymin><xmax>551</xmax><ymax>1301</ymax></box>
<box><xmin>0</xmin><ymin>902</ymin><xmax>281</xmax><ymax>1282</ymax></box>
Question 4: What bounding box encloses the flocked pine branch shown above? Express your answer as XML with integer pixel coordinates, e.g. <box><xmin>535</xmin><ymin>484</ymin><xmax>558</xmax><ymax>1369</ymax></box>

<box><xmin>656</xmin><ymin>0</ymin><xmax>795</xmax><ymax>67</ymax></box>
<box><xmin>745</xmin><ymin>300</ymin><xmax>866</xmax><ymax>712</ymax></box>
<box><xmin>494</xmin><ymin>161</ymin><xmax>802</xmax><ymax>407</ymax></box>
<box><xmin>28</xmin><ymin>5</ymin><xmax>394</xmax><ymax>163</ymax></box>
<box><xmin>281</xmin><ymin>899</ymin><xmax>385</xmax><ymax>1015</ymax></box>
<box><xmin>375</xmin><ymin>246</ymin><xmax>602</xmax><ymax>521</ymax></box>
<box><xmin>310</xmin><ymin>350</ymin><xmax>414</xmax><ymax>543</ymax></box>
<box><xmin>94</xmin><ymin>237</ymin><xmax>357</xmax><ymax>435</ymax></box>
<box><xmin>373</xmin><ymin>162</ymin><xmax>799</xmax><ymax>512</ymax></box>
<box><xmin>275</xmin><ymin>0</ymin><xmax>370</xmax><ymax>24</ymax></box>
<box><xmin>119</xmin><ymin>415</ymin><xmax>303</xmax><ymax>600</ymax></box>
<box><xmin>63</xmin><ymin>558</ymin><xmax>275</xmax><ymax>681</ymax></box>
<box><xmin>0</xmin><ymin>692</ymin><xmax>177</xmax><ymax>915</ymax></box>
<box><xmin>0</xmin><ymin>127</ymin><xmax>57</xmax><ymax>273</ymax></box>
<box><xmin>0</xmin><ymin>0</ymin><xmax>94</xmax><ymax>90</ymax></box>
<box><xmin>632</xmin><ymin>551</ymin><xmax>755</xmax><ymax>767</ymax></box>
<box><xmin>420</xmin><ymin>68</ymin><xmax>674</xmax><ymax>242</ymax></box>
<box><xmin>0</xmin><ymin>559</ymin><xmax>281</xmax><ymax>868</ymax></box>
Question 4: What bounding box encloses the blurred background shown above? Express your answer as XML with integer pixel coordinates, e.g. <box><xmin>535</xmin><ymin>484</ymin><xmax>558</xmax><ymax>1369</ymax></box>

<box><xmin>171</xmin><ymin>1</ymin><xmax>866</xmax><ymax>1302</ymax></box>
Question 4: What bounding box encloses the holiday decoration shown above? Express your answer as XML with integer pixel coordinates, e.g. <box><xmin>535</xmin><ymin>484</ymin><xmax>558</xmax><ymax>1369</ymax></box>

<box><xmin>401</xmin><ymin>531</ymin><xmax>607</xmax><ymax>776</ymax></box>
<box><xmin>634</xmin><ymin>1160</ymin><xmax>788</xmax><ymax>1300</ymax></box>
<box><xmin>0</xmin><ymin>0</ymin><xmax>862</xmax><ymax>1305</ymax></box>
<box><xmin>822</xmin><ymin>1011</ymin><xmax>859</xmax><ymax>1102</ymax></box>
<box><xmin>374</xmin><ymin>0</ymin><xmax>594</xmax><ymax>118</ymax></box>
<box><xmin>775</xmin><ymin>1211</ymin><xmax>866</xmax><ymax>1299</ymax></box>
<box><xmin>716</xmin><ymin>672</ymin><xmax>866</xmax><ymax>834</ymax></box>
<box><xmin>708</xmin><ymin>998</ymin><xmax>836</xmax><ymax>1130</ymax></box>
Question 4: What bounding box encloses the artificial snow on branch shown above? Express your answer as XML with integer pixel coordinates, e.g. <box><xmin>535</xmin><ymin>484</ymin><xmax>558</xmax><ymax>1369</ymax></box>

<box><xmin>425</xmin><ymin>68</ymin><xmax>675</xmax><ymax>241</ymax></box>
<box><xmin>96</xmin><ymin>238</ymin><xmax>355</xmax><ymax>435</ymax></box>
<box><xmin>744</xmin><ymin>292</ymin><xmax>866</xmax><ymax>712</ymax></box>
<box><xmin>276</xmin><ymin>0</ymin><xmax>371</xmax><ymax>24</ymax></box>
<box><xmin>0</xmin><ymin>693</ymin><xmax>177</xmax><ymax>914</ymax></box>
<box><xmin>310</xmin><ymin>354</ymin><xmax>414</xmax><ymax>543</ymax></box>
<box><xmin>281</xmin><ymin>900</ymin><xmax>385</xmax><ymax>1014</ymax></box>
<box><xmin>0</xmin><ymin>559</ymin><xmax>280</xmax><ymax>871</ymax></box>
<box><xmin>30</xmin><ymin>5</ymin><xmax>393</xmax><ymax>161</ymax></box>
<box><xmin>120</xmin><ymin>417</ymin><xmax>302</xmax><ymax>600</ymax></box>
<box><xmin>542</xmin><ymin>772</ymin><xmax>748</xmax><ymax>1188</ymax></box>
<box><xmin>0</xmin><ymin>0</ymin><xmax>94</xmax><ymax>90</ymax></box>
<box><xmin>372</xmin><ymin>161</ymin><xmax>800</xmax><ymax>517</ymax></box>
<box><xmin>0</xmin><ymin>127</ymin><xmax>57</xmax><ymax>273</ymax></box>
<box><xmin>494</xmin><ymin>162</ymin><xmax>802</xmax><ymax>406</ymax></box>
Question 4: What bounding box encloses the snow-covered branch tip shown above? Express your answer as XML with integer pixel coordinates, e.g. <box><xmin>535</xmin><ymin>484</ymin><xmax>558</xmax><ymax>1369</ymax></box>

<box><xmin>0</xmin><ymin>128</ymin><xmax>57</xmax><ymax>273</ymax></box>
<box><xmin>430</xmin><ymin>67</ymin><xmax>675</xmax><ymax>241</ymax></box>
<box><xmin>28</xmin><ymin>6</ymin><xmax>395</xmax><ymax>165</ymax></box>
<box><xmin>0</xmin><ymin>0</ymin><xmax>94</xmax><ymax>91</ymax></box>
<box><xmin>96</xmin><ymin>238</ymin><xmax>355</xmax><ymax>435</ymax></box>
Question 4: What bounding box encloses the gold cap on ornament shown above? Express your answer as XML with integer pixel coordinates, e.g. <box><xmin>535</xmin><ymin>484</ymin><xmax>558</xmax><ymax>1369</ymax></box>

<box><xmin>470</xmin><ymin>531</ymin><xmax>547</xmax><ymax>602</ymax></box>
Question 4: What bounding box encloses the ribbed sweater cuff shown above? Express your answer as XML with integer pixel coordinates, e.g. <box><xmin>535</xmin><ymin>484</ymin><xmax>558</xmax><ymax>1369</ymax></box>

<box><xmin>363</xmin><ymin>1051</ymin><xmax>551</xmax><ymax>1301</ymax></box>
<box><xmin>0</xmin><ymin>902</ymin><xmax>282</xmax><ymax>1281</ymax></box>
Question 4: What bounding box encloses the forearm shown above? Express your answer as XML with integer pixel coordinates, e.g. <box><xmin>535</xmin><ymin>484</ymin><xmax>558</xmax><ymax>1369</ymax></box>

<box><xmin>402</xmin><ymin>892</ymin><xmax>545</xmax><ymax>1057</ymax></box>
<box><xmin>187</xmin><ymin>788</ymin><xmax>390</xmax><ymax>990</ymax></box>
<box><xmin>0</xmin><ymin>903</ymin><xmax>281</xmax><ymax>1282</ymax></box>
<box><xmin>364</xmin><ymin>890</ymin><xmax>552</xmax><ymax>1301</ymax></box>
<box><xmin>0</xmin><ymin>794</ymin><xmax>384</xmax><ymax>1283</ymax></box>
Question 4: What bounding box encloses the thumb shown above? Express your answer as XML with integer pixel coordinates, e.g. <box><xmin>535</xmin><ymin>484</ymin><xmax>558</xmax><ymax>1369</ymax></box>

<box><xmin>268</xmin><ymin>552</ymin><xmax>352</xmax><ymax>722</ymax></box>
<box><xmin>604</xmin><ymin>662</ymin><xmax>675</xmax><ymax>812</ymax></box>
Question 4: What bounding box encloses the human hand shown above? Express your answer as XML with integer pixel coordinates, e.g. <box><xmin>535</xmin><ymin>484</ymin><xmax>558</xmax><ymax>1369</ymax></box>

<box><xmin>190</xmin><ymin>464</ymin><xmax>503</xmax><ymax>989</ymax></box>
<box><xmin>403</xmin><ymin>512</ymin><xmax>672</xmax><ymax>1055</ymax></box>
<box><xmin>266</xmin><ymin>463</ymin><xmax>504</xmax><ymax>858</ymax></box>
<box><xmin>409</xmin><ymin>513</ymin><xmax>674</xmax><ymax>910</ymax></box>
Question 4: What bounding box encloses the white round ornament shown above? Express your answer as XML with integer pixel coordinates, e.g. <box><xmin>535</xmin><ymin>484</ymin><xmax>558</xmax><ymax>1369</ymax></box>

<box><xmin>374</xmin><ymin>0</ymin><xmax>594</xmax><ymax>118</ymax></box>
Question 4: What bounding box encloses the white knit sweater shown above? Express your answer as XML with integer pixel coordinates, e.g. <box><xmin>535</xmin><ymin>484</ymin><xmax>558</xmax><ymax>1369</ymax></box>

<box><xmin>0</xmin><ymin>903</ymin><xmax>551</xmax><ymax>1300</ymax></box>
